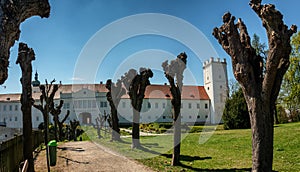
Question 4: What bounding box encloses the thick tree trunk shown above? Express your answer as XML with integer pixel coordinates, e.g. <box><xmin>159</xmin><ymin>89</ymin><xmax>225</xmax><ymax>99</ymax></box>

<box><xmin>111</xmin><ymin>108</ymin><xmax>121</xmax><ymax>141</ymax></box>
<box><xmin>16</xmin><ymin>43</ymin><xmax>35</xmax><ymax>172</ymax></box>
<box><xmin>172</xmin><ymin>105</ymin><xmax>181</xmax><ymax>166</ymax></box>
<box><xmin>213</xmin><ymin>1</ymin><xmax>297</xmax><ymax>171</ymax></box>
<box><xmin>0</xmin><ymin>0</ymin><xmax>50</xmax><ymax>84</ymax></box>
<box><xmin>132</xmin><ymin>110</ymin><xmax>141</xmax><ymax>148</ymax></box>
<box><xmin>247</xmin><ymin>97</ymin><xmax>274</xmax><ymax>171</ymax></box>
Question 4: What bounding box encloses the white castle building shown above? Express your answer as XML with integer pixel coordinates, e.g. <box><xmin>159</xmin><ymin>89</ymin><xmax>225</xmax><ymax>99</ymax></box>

<box><xmin>0</xmin><ymin>58</ymin><xmax>228</xmax><ymax>128</ymax></box>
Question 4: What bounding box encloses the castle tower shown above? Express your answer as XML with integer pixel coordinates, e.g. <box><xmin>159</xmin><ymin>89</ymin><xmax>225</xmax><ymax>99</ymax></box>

<box><xmin>203</xmin><ymin>57</ymin><xmax>228</xmax><ymax>124</ymax></box>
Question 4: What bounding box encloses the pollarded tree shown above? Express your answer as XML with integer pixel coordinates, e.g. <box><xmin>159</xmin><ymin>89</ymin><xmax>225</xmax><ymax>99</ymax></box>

<box><xmin>162</xmin><ymin>52</ymin><xmax>187</xmax><ymax>166</ymax></box>
<box><xmin>213</xmin><ymin>0</ymin><xmax>297</xmax><ymax>171</ymax></box>
<box><xmin>16</xmin><ymin>43</ymin><xmax>35</xmax><ymax>172</ymax></box>
<box><xmin>122</xmin><ymin>68</ymin><xmax>153</xmax><ymax>148</ymax></box>
<box><xmin>105</xmin><ymin>79</ymin><xmax>126</xmax><ymax>141</ymax></box>
<box><xmin>0</xmin><ymin>0</ymin><xmax>50</xmax><ymax>84</ymax></box>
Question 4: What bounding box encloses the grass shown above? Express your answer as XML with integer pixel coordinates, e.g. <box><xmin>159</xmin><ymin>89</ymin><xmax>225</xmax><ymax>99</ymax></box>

<box><xmin>82</xmin><ymin>122</ymin><xmax>300</xmax><ymax>171</ymax></box>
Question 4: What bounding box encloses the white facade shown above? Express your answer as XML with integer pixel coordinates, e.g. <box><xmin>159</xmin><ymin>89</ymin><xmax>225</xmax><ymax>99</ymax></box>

<box><xmin>203</xmin><ymin>57</ymin><xmax>228</xmax><ymax>124</ymax></box>
<box><xmin>0</xmin><ymin>57</ymin><xmax>228</xmax><ymax>128</ymax></box>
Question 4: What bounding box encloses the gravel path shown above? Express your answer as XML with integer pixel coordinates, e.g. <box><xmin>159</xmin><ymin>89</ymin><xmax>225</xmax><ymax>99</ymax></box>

<box><xmin>34</xmin><ymin>141</ymin><xmax>154</xmax><ymax>172</ymax></box>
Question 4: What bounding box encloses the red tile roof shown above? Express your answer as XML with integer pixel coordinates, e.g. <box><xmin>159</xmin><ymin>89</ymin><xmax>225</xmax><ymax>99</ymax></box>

<box><xmin>0</xmin><ymin>84</ymin><xmax>209</xmax><ymax>102</ymax></box>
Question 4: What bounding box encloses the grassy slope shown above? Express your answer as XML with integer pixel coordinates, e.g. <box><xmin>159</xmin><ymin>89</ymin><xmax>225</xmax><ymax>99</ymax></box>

<box><xmin>83</xmin><ymin>122</ymin><xmax>300</xmax><ymax>172</ymax></box>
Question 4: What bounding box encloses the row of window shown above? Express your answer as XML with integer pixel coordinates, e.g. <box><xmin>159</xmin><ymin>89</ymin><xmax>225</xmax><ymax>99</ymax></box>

<box><xmin>122</xmin><ymin>114</ymin><xmax>208</xmax><ymax>120</ymax></box>
<box><xmin>68</xmin><ymin>100</ymin><xmax>108</xmax><ymax>109</ymax></box>
<box><xmin>144</xmin><ymin>102</ymin><xmax>208</xmax><ymax>109</ymax></box>
<box><xmin>68</xmin><ymin>101</ymin><xmax>209</xmax><ymax>110</ymax></box>
<box><xmin>0</xmin><ymin>104</ymin><xmax>19</xmax><ymax>112</ymax></box>
<box><xmin>2</xmin><ymin>116</ymin><xmax>40</xmax><ymax>123</ymax></box>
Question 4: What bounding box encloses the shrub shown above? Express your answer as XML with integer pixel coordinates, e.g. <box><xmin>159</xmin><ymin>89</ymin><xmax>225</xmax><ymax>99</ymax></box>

<box><xmin>223</xmin><ymin>88</ymin><xmax>250</xmax><ymax>130</ymax></box>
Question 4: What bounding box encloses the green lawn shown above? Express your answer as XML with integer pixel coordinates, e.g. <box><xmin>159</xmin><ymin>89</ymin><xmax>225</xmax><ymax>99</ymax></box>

<box><xmin>83</xmin><ymin>122</ymin><xmax>300</xmax><ymax>171</ymax></box>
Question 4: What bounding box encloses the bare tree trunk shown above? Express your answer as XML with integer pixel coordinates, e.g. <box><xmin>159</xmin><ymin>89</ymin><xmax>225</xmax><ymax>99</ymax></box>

<box><xmin>132</xmin><ymin>110</ymin><xmax>141</xmax><ymax>148</ymax></box>
<box><xmin>0</xmin><ymin>0</ymin><xmax>50</xmax><ymax>84</ymax></box>
<box><xmin>53</xmin><ymin>115</ymin><xmax>58</xmax><ymax>141</ymax></box>
<box><xmin>172</xmin><ymin>106</ymin><xmax>181</xmax><ymax>165</ymax></box>
<box><xmin>16</xmin><ymin>43</ymin><xmax>35</xmax><ymax>172</ymax></box>
<box><xmin>213</xmin><ymin>1</ymin><xmax>297</xmax><ymax>170</ymax></box>
<box><xmin>247</xmin><ymin>97</ymin><xmax>274</xmax><ymax>171</ymax></box>
<box><xmin>111</xmin><ymin>108</ymin><xmax>121</xmax><ymax>141</ymax></box>
<box><xmin>43</xmin><ymin>111</ymin><xmax>50</xmax><ymax>172</ymax></box>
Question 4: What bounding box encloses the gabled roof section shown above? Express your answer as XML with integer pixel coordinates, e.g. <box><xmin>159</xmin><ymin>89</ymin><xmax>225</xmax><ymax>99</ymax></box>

<box><xmin>143</xmin><ymin>85</ymin><xmax>209</xmax><ymax>100</ymax></box>
<box><xmin>0</xmin><ymin>84</ymin><xmax>210</xmax><ymax>102</ymax></box>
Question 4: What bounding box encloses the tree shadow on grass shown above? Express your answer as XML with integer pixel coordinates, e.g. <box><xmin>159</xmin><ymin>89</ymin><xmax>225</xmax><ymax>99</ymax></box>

<box><xmin>180</xmin><ymin>164</ymin><xmax>252</xmax><ymax>172</ymax></box>
<box><xmin>135</xmin><ymin>145</ymin><xmax>161</xmax><ymax>155</ymax></box>
<box><xmin>142</xmin><ymin>143</ymin><xmax>164</xmax><ymax>149</ymax></box>
<box><xmin>161</xmin><ymin>154</ymin><xmax>253</xmax><ymax>172</ymax></box>
<box><xmin>161</xmin><ymin>153</ymin><xmax>212</xmax><ymax>161</ymax></box>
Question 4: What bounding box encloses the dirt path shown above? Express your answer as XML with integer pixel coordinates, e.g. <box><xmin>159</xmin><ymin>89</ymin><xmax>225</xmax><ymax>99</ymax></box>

<box><xmin>34</xmin><ymin>141</ymin><xmax>154</xmax><ymax>172</ymax></box>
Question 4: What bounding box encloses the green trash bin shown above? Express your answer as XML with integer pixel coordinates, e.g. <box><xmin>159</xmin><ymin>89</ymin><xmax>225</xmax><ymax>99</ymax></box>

<box><xmin>48</xmin><ymin>140</ymin><xmax>57</xmax><ymax>166</ymax></box>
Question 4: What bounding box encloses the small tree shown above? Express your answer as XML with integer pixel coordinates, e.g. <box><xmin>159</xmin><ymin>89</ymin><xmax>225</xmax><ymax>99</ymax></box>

<box><xmin>105</xmin><ymin>79</ymin><xmax>126</xmax><ymax>141</ymax></box>
<box><xmin>16</xmin><ymin>43</ymin><xmax>35</xmax><ymax>172</ymax></box>
<box><xmin>162</xmin><ymin>52</ymin><xmax>187</xmax><ymax>166</ymax></box>
<box><xmin>94</xmin><ymin>113</ymin><xmax>106</xmax><ymax>139</ymax></box>
<box><xmin>50</xmin><ymin>99</ymin><xmax>70</xmax><ymax>141</ymax></box>
<box><xmin>33</xmin><ymin>79</ymin><xmax>59</xmax><ymax>172</ymax></box>
<box><xmin>57</xmin><ymin>110</ymin><xmax>70</xmax><ymax>141</ymax></box>
<box><xmin>122</xmin><ymin>68</ymin><xmax>153</xmax><ymax>148</ymax></box>
<box><xmin>213</xmin><ymin>0</ymin><xmax>297</xmax><ymax>170</ymax></box>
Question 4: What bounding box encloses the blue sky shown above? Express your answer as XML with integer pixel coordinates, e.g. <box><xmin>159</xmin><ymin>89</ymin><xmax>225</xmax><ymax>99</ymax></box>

<box><xmin>2</xmin><ymin>0</ymin><xmax>300</xmax><ymax>93</ymax></box>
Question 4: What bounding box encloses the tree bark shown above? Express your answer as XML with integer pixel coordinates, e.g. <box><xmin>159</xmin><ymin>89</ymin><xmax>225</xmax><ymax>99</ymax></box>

<box><xmin>213</xmin><ymin>1</ymin><xmax>297</xmax><ymax>171</ymax></box>
<box><xmin>132</xmin><ymin>109</ymin><xmax>141</xmax><ymax>148</ymax></box>
<box><xmin>0</xmin><ymin>0</ymin><xmax>50</xmax><ymax>84</ymax></box>
<box><xmin>16</xmin><ymin>43</ymin><xmax>35</xmax><ymax>172</ymax></box>
<box><xmin>172</xmin><ymin>103</ymin><xmax>181</xmax><ymax>166</ymax></box>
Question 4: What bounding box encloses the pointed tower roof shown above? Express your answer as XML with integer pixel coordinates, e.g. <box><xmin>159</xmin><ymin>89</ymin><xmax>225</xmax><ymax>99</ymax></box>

<box><xmin>32</xmin><ymin>71</ymin><xmax>40</xmax><ymax>87</ymax></box>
